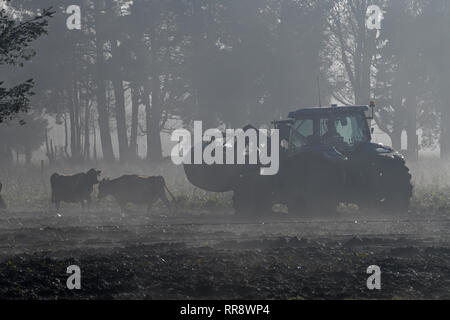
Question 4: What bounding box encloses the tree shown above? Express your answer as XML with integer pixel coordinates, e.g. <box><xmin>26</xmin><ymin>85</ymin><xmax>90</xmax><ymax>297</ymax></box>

<box><xmin>0</xmin><ymin>1</ymin><xmax>53</xmax><ymax>123</ymax></box>
<box><xmin>419</xmin><ymin>0</ymin><xmax>450</xmax><ymax>158</ymax></box>
<box><xmin>326</xmin><ymin>0</ymin><xmax>381</xmax><ymax>106</ymax></box>
<box><xmin>184</xmin><ymin>0</ymin><xmax>331</xmax><ymax>127</ymax></box>
<box><xmin>126</xmin><ymin>0</ymin><xmax>191</xmax><ymax>162</ymax></box>
<box><xmin>372</xmin><ymin>0</ymin><xmax>419</xmax><ymax>152</ymax></box>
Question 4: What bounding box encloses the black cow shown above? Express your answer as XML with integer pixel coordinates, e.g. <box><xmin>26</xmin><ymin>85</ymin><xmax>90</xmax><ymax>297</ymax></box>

<box><xmin>98</xmin><ymin>175</ymin><xmax>175</xmax><ymax>212</ymax></box>
<box><xmin>0</xmin><ymin>181</ymin><xmax>6</xmax><ymax>210</ymax></box>
<box><xmin>50</xmin><ymin>169</ymin><xmax>101</xmax><ymax>210</ymax></box>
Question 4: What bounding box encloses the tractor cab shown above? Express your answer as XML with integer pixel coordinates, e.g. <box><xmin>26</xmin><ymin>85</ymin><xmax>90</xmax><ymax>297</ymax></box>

<box><xmin>275</xmin><ymin>105</ymin><xmax>372</xmax><ymax>156</ymax></box>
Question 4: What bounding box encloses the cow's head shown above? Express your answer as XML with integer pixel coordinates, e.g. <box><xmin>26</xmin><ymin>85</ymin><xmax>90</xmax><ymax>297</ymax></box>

<box><xmin>86</xmin><ymin>169</ymin><xmax>102</xmax><ymax>185</ymax></box>
<box><xmin>98</xmin><ymin>178</ymin><xmax>112</xmax><ymax>199</ymax></box>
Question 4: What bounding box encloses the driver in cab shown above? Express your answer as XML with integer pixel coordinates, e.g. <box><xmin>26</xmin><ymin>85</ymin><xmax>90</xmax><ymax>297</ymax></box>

<box><xmin>321</xmin><ymin>118</ymin><xmax>345</xmax><ymax>147</ymax></box>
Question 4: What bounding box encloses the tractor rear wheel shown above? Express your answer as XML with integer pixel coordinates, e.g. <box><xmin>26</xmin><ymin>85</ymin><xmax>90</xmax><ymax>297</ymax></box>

<box><xmin>233</xmin><ymin>175</ymin><xmax>273</xmax><ymax>217</ymax></box>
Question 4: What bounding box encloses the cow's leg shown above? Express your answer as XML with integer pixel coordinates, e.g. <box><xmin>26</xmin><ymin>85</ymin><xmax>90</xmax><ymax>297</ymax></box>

<box><xmin>55</xmin><ymin>200</ymin><xmax>61</xmax><ymax>211</ymax></box>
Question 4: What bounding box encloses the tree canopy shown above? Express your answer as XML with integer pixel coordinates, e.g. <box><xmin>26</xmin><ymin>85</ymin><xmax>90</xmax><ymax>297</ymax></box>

<box><xmin>0</xmin><ymin>2</ymin><xmax>53</xmax><ymax>123</ymax></box>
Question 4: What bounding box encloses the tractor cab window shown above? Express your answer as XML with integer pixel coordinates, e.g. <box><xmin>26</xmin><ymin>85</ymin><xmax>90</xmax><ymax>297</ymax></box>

<box><xmin>290</xmin><ymin>119</ymin><xmax>314</xmax><ymax>151</ymax></box>
<box><xmin>320</xmin><ymin>113</ymin><xmax>369</xmax><ymax>148</ymax></box>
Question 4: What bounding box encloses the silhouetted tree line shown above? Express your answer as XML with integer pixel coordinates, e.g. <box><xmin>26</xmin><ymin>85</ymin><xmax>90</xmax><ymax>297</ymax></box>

<box><xmin>1</xmin><ymin>0</ymin><xmax>450</xmax><ymax>164</ymax></box>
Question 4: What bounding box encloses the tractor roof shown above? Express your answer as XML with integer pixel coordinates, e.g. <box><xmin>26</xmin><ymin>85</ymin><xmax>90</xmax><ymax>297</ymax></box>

<box><xmin>288</xmin><ymin>105</ymin><xmax>368</xmax><ymax>119</ymax></box>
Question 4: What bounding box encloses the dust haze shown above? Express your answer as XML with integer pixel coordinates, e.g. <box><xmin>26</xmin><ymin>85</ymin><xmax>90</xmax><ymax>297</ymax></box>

<box><xmin>1</xmin><ymin>0</ymin><xmax>450</xmax><ymax>300</ymax></box>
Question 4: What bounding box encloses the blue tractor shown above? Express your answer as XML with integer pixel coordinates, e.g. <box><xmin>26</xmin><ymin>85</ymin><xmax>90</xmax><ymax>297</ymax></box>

<box><xmin>184</xmin><ymin>103</ymin><xmax>413</xmax><ymax>216</ymax></box>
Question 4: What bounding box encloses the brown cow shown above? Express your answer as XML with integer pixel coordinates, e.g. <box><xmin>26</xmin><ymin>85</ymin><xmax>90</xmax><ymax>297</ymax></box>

<box><xmin>0</xmin><ymin>181</ymin><xmax>6</xmax><ymax>210</ymax></box>
<box><xmin>50</xmin><ymin>169</ymin><xmax>101</xmax><ymax>210</ymax></box>
<box><xmin>98</xmin><ymin>175</ymin><xmax>175</xmax><ymax>212</ymax></box>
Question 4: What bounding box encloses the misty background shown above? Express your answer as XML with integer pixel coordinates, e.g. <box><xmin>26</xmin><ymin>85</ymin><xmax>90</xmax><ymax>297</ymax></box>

<box><xmin>1</xmin><ymin>0</ymin><xmax>449</xmax><ymax>166</ymax></box>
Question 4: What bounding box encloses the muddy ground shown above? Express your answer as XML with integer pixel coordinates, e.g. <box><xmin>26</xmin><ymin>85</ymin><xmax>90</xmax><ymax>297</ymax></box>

<box><xmin>0</xmin><ymin>206</ymin><xmax>450</xmax><ymax>300</ymax></box>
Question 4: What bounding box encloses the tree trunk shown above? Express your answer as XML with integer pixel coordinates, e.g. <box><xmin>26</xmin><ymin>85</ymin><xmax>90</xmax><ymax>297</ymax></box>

<box><xmin>129</xmin><ymin>82</ymin><xmax>140</xmax><ymax>160</ymax></box>
<box><xmin>148</xmin><ymin>75</ymin><xmax>163</xmax><ymax>162</ymax></box>
<box><xmin>145</xmin><ymin>25</ymin><xmax>164</xmax><ymax>163</ymax></box>
<box><xmin>83</xmin><ymin>95</ymin><xmax>90</xmax><ymax>162</ymax></box>
<box><xmin>93</xmin><ymin>120</ymin><xmax>98</xmax><ymax>162</ymax></box>
<box><xmin>143</xmin><ymin>80</ymin><xmax>163</xmax><ymax>162</ymax></box>
<box><xmin>143</xmin><ymin>83</ymin><xmax>152</xmax><ymax>161</ymax></box>
<box><xmin>405</xmin><ymin>89</ymin><xmax>418</xmax><ymax>161</ymax></box>
<box><xmin>111</xmin><ymin>41</ymin><xmax>129</xmax><ymax>163</ymax></box>
<box><xmin>94</xmin><ymin>0</ymin><xmax>115</xmax><ymax>163</ymax></box>
<box><xmin>68</xmin><ymin>96</ymin><xmax>80</xmax><ymax>161</ymax></box>
<box><xmin>25</xmin><ymin>146</ymin><xmax>32</xmax><ymax>165</ymax></box>
<box><xmin>74</xmin><ymin>81</ymin><xmax>81</xmax><ymax>160</ymax></box>
<box><xmin>191</xmin><ymin>0</ymin><xmax>215</xmax><ymax>128</ymax></box>
<box><xmin>390</xmin><ymin>128</ymin><xmax>402</xmax><ymax>151</ymax></box>
<box><xmin>64</xmin><ymin>114</ymin><xmax>69</xmax><ymax>158</ymax></box>
<box><xmin>68</xmin><ymin>57</ymin><xmax>82</xmax><ymax>163</ymax></box>
<box><xmin>112</xmin><ymin>77</ymin><xmax>129</xmax><ymax>162</ymax></box>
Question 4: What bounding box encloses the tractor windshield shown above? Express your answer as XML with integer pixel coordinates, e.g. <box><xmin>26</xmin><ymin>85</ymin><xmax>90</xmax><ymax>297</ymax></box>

<box><xmin>289</xmin><ymin>111</ymin><xmax>370</xmax><ymax>154</ymax></box>
<box><xmin>319</xmin><ymin>112</ymin><xmax>370</xmax><ymax>149</ymax></box>
<box><xmin>290</xmin><ymin>118</ymin><xmax>314</xmax><ymax>150</ymax></box>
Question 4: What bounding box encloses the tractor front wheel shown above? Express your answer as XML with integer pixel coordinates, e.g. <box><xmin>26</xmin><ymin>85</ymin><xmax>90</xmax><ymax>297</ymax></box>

<box><xmin>358</xmin><ymin>155</ymin><xmax>412</xmax><ymax>215</ymax></box>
